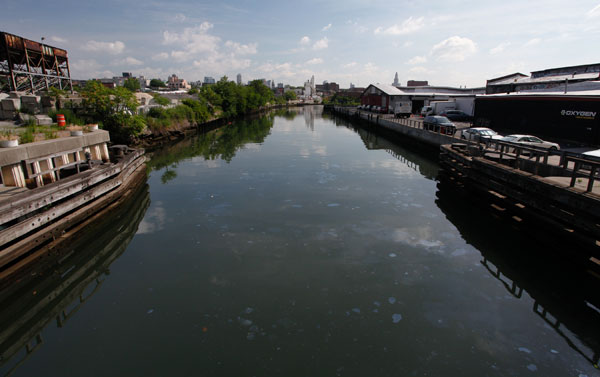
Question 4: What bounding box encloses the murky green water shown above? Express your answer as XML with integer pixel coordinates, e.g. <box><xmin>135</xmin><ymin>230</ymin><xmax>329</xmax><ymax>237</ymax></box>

<box><xmin>1</xmin><ymin>106</ymin><xmax>599</xmax><ymax>376</ymax></box>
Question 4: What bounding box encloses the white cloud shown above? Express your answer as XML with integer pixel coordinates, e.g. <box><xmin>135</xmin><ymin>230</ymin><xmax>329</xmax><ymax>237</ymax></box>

<box><xmin>174</xmin><ymin>13</ymin><xmax>186</xmax><ymax>22</ymax></box>
<box><xmin>322</xmin><ymin>23</ymin><xmax>332</xmax><ymax>31</ymax></box>
<box><xmin>342</xmin><ymin>62</ymin><xmax>357</xmax><ymax>69</ymax></box>
<box><xmin>70</xmin><ymin>59</ymin><xmax>115</xmax><ymax>78</ymax></box>
<box><xmin>306</xmin><ymin>58</ymin><xmax>323</xmax><ymax>65</ymax></box>
<box><xmin>137</xmin><ymin>66</ymin><xmax>167</xmax><ymax>79</ymax></box>
<box><xmin>82</xmin><ymin>40</ymin><xmax>125</xmax><ymax>55</ymax></box>
<box><xmin>312</xmin><ymin>37</ymin><xmax>329</xmax><ymax>50</ymax></box>
<box><xmin>152</xmin><ymin>52</ymin><xmax>169</xmax><ymax>61</ymax></box>
<box><xmin>524</xmin><ymin>38</ymin><xmax>541</xmax><ymax>46</ymax></box>
<box><xmin>406</xmin><ymin>55</ymin><xmax>427</xmax><ymax>65</ymax></box>
<box><xmin>403</xmin><ymin>41</ymin><xmax>414</xmax><ymax>47</ymax></box>
<box><xmin>300</xmin><ymin>36</ymin><xmax>311</xmax><ymax>45</ymax></box>
<box><xmin>587</xmin><ymin>4</ymin><xmax>600</xmax><ymax>17</ymax></box>
<box><xmin>114</xmin><ymin>57</ymin><xmax>143</xmax><ymax>66</ymax></box>
<box><xmin>409</xmin><ymin>66</ymin><xmax>436</xmax><ymax>75</ymax></box>
<box><xmin>50</xmin><ymin>36</ymin><xmax>67</xmax><ymax>43</ymax></box>
<box><xmin>161</xmin><ymin>22</ymin><xmax>257</xmax><ymax>74</ymax></box>
<box><xmin>162</xmin><ymin>23</ymin><xmax>220</xmax><ymax>60</ymax></box>
<box><xmin>374</xmin><ymin>17</ymin><xmax>424</xmax><ymax>35</ymax></box>
<box><xmin>224</xmin><ymin>41</ymin><xmax>258</xmax><ymax>55</ymax></box>
<box><xmin>257</xmin><ymin>62</ymin><xmax>298</xmax><ymax>78</ymax></box>
<box><xmin>193</xmin><ymin>56</ymin><xmax>251</xmax><ymax>72</ymax></box>
<box><xmin>363</xmin><ymin>62</ymin><xmax>378</xmax><ymax>73</ymax></box>
<box><xmin>430</xmin><ymin>36</ymin><xmax>477</xmax><ymax>62</ymax></box>
<box><xmin>490</xmin><ymin>42</ymin><xmax>510</xmax><ymax>55</ymax></box>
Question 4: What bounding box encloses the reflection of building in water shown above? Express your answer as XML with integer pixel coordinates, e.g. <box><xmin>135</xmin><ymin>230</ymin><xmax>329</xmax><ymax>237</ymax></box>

<box><xmin>435</xmin><ymin>182</ymin><xmax>600</xmax><ymax>369</ymax></box>
<box><xmin>0</xmin><ymin>184</ymin><xmax>149</xmax><ymax>376</ymax></box>
<box><xmin>301</xmin><ymin>105</ymin><xmax>324</xmax><ymax>130</ymax></box>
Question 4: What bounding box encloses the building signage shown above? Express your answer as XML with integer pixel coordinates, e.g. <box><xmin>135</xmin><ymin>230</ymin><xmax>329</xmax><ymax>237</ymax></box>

<box><xmin>560</xmin><ymin>110</ymin><xmax>597</xmax><ymax>120</ymax></box>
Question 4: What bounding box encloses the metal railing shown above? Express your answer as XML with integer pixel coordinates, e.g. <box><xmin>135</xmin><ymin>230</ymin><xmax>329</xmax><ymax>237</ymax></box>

<box><xmin>566</xmin><ymin>156</ymin><xmax>599</xmax><ymax>193</ymax></box>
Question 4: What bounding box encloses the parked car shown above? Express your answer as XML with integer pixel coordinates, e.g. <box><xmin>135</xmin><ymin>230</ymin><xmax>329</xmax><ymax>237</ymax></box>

<box><xmin>500</xmin><ymin>134</ymin><xmax>560</xmax><ymax>151</ymax></box>
<box><xmin>461</xmin><ymin>127</ymin><xmax>503</xmax><ymax>141</ymax></box>
<box><xmin>423</xmin><ymin>116</ymin><xmax>456</xmax><ymax>135</ymax></box>
<box><xmin>440</xmin><ymin>110</ymin><xmax>473</xmax><ymax>122</ymax></box>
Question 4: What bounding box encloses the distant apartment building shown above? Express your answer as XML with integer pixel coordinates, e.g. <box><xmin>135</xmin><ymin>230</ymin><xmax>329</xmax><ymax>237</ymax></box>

<box><xmin>167</xmin><ymin>74</ymin><xmax>191</xmax><ymax>90</ymax></box>
<box><xmin>236</xmin><ymin>73</ymin><xmax>242</xmax><ymax>85</ymax></box>
<box><xmin>316</xmin><ymin>81</ymin><xmax>339</xmax><ymax>94</ymax></box>
<box><xmin>204</xmin><ymin>76</ymin><xmax>216</xmax><ymax>85</ymax></box>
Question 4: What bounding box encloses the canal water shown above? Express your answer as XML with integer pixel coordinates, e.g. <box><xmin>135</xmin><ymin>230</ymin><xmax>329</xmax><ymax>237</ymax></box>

<box><xmin>1</xmin><ymin>106</ymin><xmax>598</xmax><ymax>376</ymax></box>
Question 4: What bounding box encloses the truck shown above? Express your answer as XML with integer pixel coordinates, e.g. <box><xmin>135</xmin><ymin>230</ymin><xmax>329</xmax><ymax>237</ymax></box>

<box><xmin>420</xmin><ymin>101</ymin><xmax>456</xmax><ymax>117</ymax></box>
<box><xmin>393</xmin><ymin>100</ymin><xmax>412</xmax><ymax>118</ymax></box>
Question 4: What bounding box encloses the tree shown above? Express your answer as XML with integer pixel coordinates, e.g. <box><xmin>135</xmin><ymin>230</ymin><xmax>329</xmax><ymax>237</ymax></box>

<box><xmin>152</xmin><ymin>94</ymin><xmax>171</xmax><ymax>106</ymax></box>
<box><xmin>150</xmin><ymin>79</ymin><xmax>166</xmax><ymax>88</ymax></box>
<box><xmin>284</xmin><ymin>90</ymin><xmax>297</xmax><ymax>101</ymax></box>
<box><xmin>124</xmin><ymin>78</ymin><xmax>141</xmax><ymax>92</ymax></box>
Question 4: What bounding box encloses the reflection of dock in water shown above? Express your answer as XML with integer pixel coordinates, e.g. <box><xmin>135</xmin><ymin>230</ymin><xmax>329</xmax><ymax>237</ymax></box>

<box><xmin>435</xmin><ymin>181</ymin><xmax>600</xmax><ymax>368</ymax></box>
<box><xmin>351</xmin><ymin>124</ymin><xmax>439</xmax><ymax>179</ymax></box>
<box><xmin>0</xmin><ymin>183</ymin><xmax>150</xmax><ymax>376</ymax></box>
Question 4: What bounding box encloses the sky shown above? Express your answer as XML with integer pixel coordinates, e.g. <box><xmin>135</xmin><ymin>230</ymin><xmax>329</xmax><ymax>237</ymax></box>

<box><xmin>3</xmin><ymin>0</ymin><xmax>600</xmax><ymax>88</ymax></box>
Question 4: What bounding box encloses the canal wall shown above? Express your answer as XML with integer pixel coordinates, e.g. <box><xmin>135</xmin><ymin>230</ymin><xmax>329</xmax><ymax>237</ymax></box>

<box><xmin>333</xmin><ymin>106</ymin><xmax>458</xmax><ymax>147</ymax></box>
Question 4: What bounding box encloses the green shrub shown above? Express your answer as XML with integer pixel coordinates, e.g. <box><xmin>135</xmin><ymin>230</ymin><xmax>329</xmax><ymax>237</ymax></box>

<box><xmin>48</xmin><ymin>108</ymin><xmax>84</xmax><ymax>126</ymax></box>
<box><xmin>103</xmin><ymin>113</ymin><xmax>147</xmax><ymax>143</ymax></box>
<box><xmin>24</xmin><ymin>116</ymin><xmax>36</xmax><ymax>127</ymax></box>
<box><xmin>153</xmin><ymin>95</ymin><xmax>171</xmax><ymax>106</ymax></box>
<box><xmin>20</xmin><ymin>127</ymin><xmax>35</xmax><ymax>144</ymax></box>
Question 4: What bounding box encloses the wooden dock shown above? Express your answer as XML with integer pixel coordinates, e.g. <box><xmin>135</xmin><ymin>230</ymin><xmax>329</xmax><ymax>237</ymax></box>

<box><xmin>440</xmin><ymin>141</ymin><xmax>600</xmax><ymax>254</ymax></box>
<box><xmin>0</xmin><ymin>146</ymin><xmax>146</xmax><ymax>271</ymax></box>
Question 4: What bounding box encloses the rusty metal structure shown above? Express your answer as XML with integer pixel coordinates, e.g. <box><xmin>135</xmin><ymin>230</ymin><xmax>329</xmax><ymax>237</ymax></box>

<box><xmin>0</xmin><ymin>31</ymin><xmax>73</xmax><ymax>94</ymax></box>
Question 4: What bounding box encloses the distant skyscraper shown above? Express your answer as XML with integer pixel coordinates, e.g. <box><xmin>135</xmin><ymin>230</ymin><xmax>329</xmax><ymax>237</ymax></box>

<box><xmin>236</xmin><ymin>73</ymin><xmax>242</xmax><ymax>85</ymax></box>
<box><xmin>203</xmin><ymin>76</ymin><xmax>215</xmax><ymax>84</ymax></box>
<box><xmin>393</xmin><ymin>72</ymin><xmax>399</xmax><ymax>87</ymax></box>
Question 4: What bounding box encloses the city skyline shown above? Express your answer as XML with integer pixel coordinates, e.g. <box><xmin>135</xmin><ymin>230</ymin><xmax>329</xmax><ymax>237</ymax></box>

<box><xmin>3</xmin><ymin>0</ymin><xmax>600</xmax><ymax>87</ymax></box>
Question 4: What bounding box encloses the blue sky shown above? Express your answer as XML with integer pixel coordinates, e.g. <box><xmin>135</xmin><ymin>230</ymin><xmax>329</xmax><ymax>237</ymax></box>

<box><xmin>3</xmin><ymin>0</ymin><xmax>600</xmax><ymax>87</ymax></box>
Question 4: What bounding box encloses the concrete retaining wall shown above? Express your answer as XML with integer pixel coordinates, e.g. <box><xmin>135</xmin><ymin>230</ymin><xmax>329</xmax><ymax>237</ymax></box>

<box><xmin>0</xmin><ymin>130</ymin><xmax>110</xmax><ymax>166</ymax></box>
<box><xmin>334</xmin><ymin>106</ymin><xmax>458</xmax><ymax>147</ymax></box>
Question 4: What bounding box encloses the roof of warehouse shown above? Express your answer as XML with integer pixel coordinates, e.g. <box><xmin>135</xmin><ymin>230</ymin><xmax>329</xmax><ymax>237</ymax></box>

<box><xmin>362</xmin><ymin>83</ymin><xmax>407</xmax><ymax>96</ymax></box>
<box><xmin>488</xmin><ymin>72</ymin><xmax>600</xmax><ymax>86</ymax></box>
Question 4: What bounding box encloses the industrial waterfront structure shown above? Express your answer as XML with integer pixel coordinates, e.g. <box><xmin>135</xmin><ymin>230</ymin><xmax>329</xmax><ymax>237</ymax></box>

<box><xmin>0</xmin><ymin>31</ymin><xmax>72</xmax><ymax>94</ymax></box>
<box><xmin>486</xmin><ymin>63</ymin><xmax>600</xmax><ymax>94</ymax></box>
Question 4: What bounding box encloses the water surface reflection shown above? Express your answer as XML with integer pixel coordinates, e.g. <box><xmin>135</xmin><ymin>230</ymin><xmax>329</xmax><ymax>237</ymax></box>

<box><xmin>0</xmin><ymin>184</ymin><xmax>149</xmax><ymax>376</ymax></box>
<box><xmin>1</xmin><ymin>107</ymin><xmax>598</xmax><ymax>376</ymax></box>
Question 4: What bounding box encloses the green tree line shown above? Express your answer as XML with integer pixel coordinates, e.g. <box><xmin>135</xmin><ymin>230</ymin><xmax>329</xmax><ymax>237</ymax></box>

<box><xmin>60</xmin><ymin>77</ymin><xmax>284</xmax><ymax>143</ymax></box>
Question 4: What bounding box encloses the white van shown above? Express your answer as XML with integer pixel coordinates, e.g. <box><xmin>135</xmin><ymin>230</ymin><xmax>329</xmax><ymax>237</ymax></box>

<box><xmin>420</xmin><ymin>105</ymin><xmax>433</xmax><ymax>117</ymax></box>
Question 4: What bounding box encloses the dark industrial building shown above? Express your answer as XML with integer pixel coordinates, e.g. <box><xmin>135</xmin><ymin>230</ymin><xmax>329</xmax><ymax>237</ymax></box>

<box><xmin>474</xmin><ymin>93</ymin><xmax>600</xmax><ymax>146</ymax></box>
<box><xmin>0</xmin><ymin>31</ymin><xmax>72</xmax><ymax>93</ymax></box>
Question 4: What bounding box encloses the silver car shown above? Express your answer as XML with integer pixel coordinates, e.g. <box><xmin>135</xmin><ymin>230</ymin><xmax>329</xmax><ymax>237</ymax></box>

<box><xmin>500</xmin><ymin>134</ymin><xmax>560</xmax><ymax>151</ymax></box>
<box><xmin>461</xmin><ymin>127</ymin><xmax>503</xmax><ymax>141</ymax></box>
